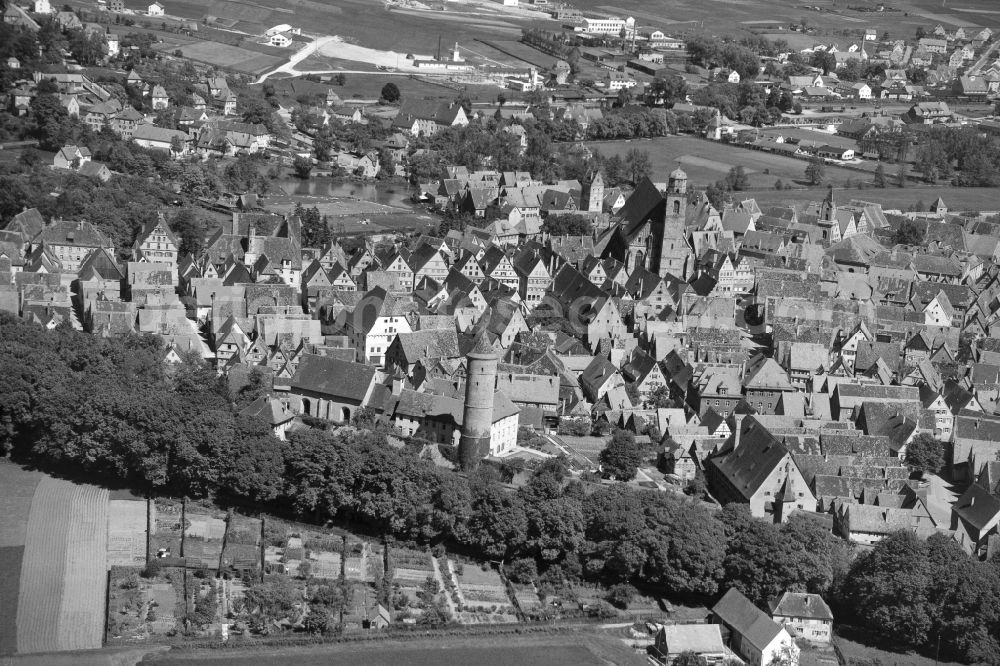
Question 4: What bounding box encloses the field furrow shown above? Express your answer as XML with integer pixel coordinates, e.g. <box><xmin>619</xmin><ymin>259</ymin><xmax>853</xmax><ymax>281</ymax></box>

<box><xmin>15</xmin><ymin>477</ymin><xmax>73</xmax><ymax>654</ymax></box>
<box><xmin>57</xmin><ymin>484</ymin><xmax>108</xmax><ymax>651</ymax></box>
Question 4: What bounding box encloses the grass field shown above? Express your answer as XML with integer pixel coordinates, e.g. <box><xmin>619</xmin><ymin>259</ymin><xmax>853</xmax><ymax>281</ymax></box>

<box><xmin>834</xmin><ymin>627</ymin><xmax>965</xmax><ymax>666</ymax></box>
<box><xmin>736</xmin><ymin>185</ymin><xmax>1000</xmax><ymax>213</ymax></box>
<box><xmin>571</xmin><ymin>0</ymin><xmax>1000</xmax><ymax>41</ymax></box>
<box><xmin>149</xmin><ymin>0</ymin><xmax>561</xmax><ymax>57</ymax></box>
<box><xmin>174</xmin><ymin>41</ymin><xmax>283</xmax><ymax>74</ymax></box>
<box><xmin>584</xmin><ymin>136</ymin><xmax>868</xmax><ymax>190</ymax></box>
<box><xmin>142</xmin><ymin>631</ymin><xmax>645</xmax><ymax>665</ymax></box>
<box><xmin>557</xmin><ymin>435</ymin><xmax>609</xmax><ymax>466</ymax></box>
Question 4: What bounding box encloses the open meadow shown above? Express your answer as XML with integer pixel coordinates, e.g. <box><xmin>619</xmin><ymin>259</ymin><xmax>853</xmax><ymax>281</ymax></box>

<box><xmin>736</xmin><ymin>185</ymin><xmax>1000</xmax><ymax>213</ymax></box>
<box><xmin>141</xmin><ymin>630</ymin><xmax>645</xmax><ymax>665</ymax></box>
<box><xmin>584</xmin><ymin>136</ymin><xmax>868</xmax><ymax>190</ymax></box>
<box><xmin>127</xmin><ymin>0</ymin><xmax>559</xmax><ymax>57</ymax></box>
<box><xmin>569</xmin><ymin>0</ymin><xmax>1000</xmax><ymax>40</ymax></box>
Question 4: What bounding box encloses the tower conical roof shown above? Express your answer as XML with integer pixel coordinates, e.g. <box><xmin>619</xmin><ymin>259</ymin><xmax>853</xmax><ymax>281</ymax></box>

<box><xmin>468</xmin><ymin>331</ymin><xmax>497</xmax><ymax>358</ymax></box>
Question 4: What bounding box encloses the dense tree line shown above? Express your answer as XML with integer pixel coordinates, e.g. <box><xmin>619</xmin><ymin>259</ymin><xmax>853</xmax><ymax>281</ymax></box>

<box><xmin>911</xmin><ymin>125</ymin><xmax>1000</xmax><ymax>187</ymax></box>
<box><xmin>842</xmin><ymin>532</ymin><xmax>1000</xmax><ymax>664</ymax></box>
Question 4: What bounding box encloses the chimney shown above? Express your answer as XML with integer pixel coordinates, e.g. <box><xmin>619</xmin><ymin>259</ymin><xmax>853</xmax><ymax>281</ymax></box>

<box><xmin>731</xmin><ymin>414</ymin><xmax>745</xmax><ymax>449</ymax></box>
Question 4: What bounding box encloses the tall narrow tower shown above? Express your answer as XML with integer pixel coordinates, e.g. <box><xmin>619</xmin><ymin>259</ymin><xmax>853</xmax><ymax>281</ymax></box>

<box><xmin>657</xmin><ymin>167</ymin><xmax>692</xmax><ymax>279</ymax></box>
<box><xmin>582</xmin><ymin>168</ymin><xmax>604</xmax><ymax>213</ymax></box>
<box><xmin>459</xmin><ymin>333</ymin><xmax>498</xmax><ymax>471</ymax></box>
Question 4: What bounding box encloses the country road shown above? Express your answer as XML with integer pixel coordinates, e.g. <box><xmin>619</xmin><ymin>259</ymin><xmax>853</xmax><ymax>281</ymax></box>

<box><xmin>256</xmin><ymin>36</ymin><xmax>339</xmax><ymax>83</ymax></box>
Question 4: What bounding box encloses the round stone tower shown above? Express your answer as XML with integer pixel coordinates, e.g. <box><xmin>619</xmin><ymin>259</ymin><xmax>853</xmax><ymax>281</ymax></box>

<box><xmin>459</xmin><ymin>333</ymin><xmax>498</xmax><ymax>471</ymax></box>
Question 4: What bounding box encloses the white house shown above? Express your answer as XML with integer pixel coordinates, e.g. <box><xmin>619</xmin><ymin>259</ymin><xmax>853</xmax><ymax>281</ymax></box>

<box><xmin>132</xmin><ymin>124</ymin><xmax>189</xmax><ymax>156</ymax></box>
<box><xmin>147</xmin><ymin>2</ymin><xmax>164</xmax><ymax>16</ymax></box>
<box><xmin>605</xmin><ymin>70</ymin><xmax>636</xmax><ymax>90</ymax></box>
<box><xmin>769</xmin><ymin>592</ymin><xmax>833</xmax><ymax>644</ymax></box>
<box><xmin>713</xmin><ymin>589</ymin><xmax>799</xmax><ymax>666</ymax></box>
<box><xmin>34</xmin><ymin>0</ymin><xmax>53</xmax><ymax>14</ymax></box>
<box><xmin>347</xmin><ymin>288</ymin><xmax>413</xmax><ymax>367</ymax></box>
<box><xmin>269</xmin><ymin>31</ymin><xmax>292</xmax><ymax>48</ymax></box>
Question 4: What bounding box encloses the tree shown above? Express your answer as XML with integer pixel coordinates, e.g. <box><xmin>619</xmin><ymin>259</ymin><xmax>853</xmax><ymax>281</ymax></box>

<box><xmin>380</xmin><ymin>82</ymin><xmax>400</xmax><ymax>104</ymax></box>
<box><xmin>725</xmin><ymin>166</ymin><xmax>749</xmax><ymax>191</ymax></box>
<box><xmin>805</xmin><ymin>157</ymin><xmax>825</xmax><ymax>186</ymax></box>
<box><xmin>705</xmin><ymin>182</ymin><xmax>725</xmax><ymax>210</ymax></box>
<box><xmin>905</xmin><ymin>433</ymin><xmax>944</xmax><ymax>475</ymax></box>
<box><xmin>168</xmin><ymin>207</ymin><xmax>208</xmax><ymax>256</ymax></box>
<box><xmin>541</xmin><ymin>213</ymin><xmax>591</xmax><ymax>236</ymax></box>
<box><xmin>506</xmin><ymin>557</ymin><xmax>538</xmax><ymax>584</ymax></box>
<box><xmin>295</xmin><ymin>203</ymin><xmax>329</xmax><ymax>249</ymax></box>
<box><xmin>30</xmin><ymin>93</ymin><xmax>73</xmax><ymax>151</ymax></box>
<box><xmin>293</xmin><ymin>155</ymin><xmax>313</xmax><ymax>179</ymax></box>
<box><xmin>67</xmin><ymin>29</ymin><xmax>108</xmax><ymax>66</ymax></box>
<box><xmin>599</xmin><ymin>430</ymin><xmax>642</xmax><ymax>481</ymax></box>
<box><xmin>874</xmin><ymin>162</ymin><xmax>887</xmax><ymax>188</ymax></box>
<box><xmin>334</xmin><ymin>73</ymin><xmax>346</xmax><ymax>86</ymax></box>
<box><xmin>892</xmin><ymin>219</ymin><xmax>924</xmax><ymax>246</ymax></box>
<box><xmin>606</xmin><ymin>582</ymin><xmax>636</xmax><ymax>608</ymax></box>
<box><xmin>674</xmin><ymin>653</ymin><xmax>709</xmax><ymax>666</ymax></box>
<box><xmin>624</xmin><ymin>148</ymin><xmax>651</xmax><ymax>185</ymax></box>
<box><xmin>646</xmin><ymin>73</ymin><xmax>687</xmax><ymax>107</ymax></box>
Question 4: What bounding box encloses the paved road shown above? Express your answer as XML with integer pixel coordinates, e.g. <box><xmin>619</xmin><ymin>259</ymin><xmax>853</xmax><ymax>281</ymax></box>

<box><xmin>968</xmin><ymin>39</ymin><xmax>1000</xmax><ymax>76</ymax></box>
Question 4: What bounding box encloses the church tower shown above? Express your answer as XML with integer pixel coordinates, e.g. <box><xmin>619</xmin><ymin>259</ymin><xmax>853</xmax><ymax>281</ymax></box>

<box><xmin>657</xmin><ymin>167</ymin><xmax>693</xmax><ymax>280</ymax></box>
<box><xmin>582</xmin><ymin>168</ymin><xmax>604</xmax><ymax>213</ymax></box>
<box><xmin>458</xmin><ymin>333</ymin><xmax>498</xmax><ymax>471</ymax></box>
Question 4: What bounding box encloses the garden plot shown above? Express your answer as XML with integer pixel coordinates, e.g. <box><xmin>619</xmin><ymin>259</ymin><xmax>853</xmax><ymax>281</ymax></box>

<box><xmin>221</xmin><ymin>515</ymin><xmax>262</xmax><ymax>572</ymax></box>
<box><xmin>344</xmin><ymin>540</ymin><xmax>380</xmax><ymax>582</ymax></box>
<box><xmin>146</xmin><ymin>581</ymin><xmax>180</xmax><ymax>635</ymax></box>
<box><xmin>106</xmin><ymin>568</ymin><xmax>147</xmax><ymax>642</ymax></box>
<box><xmin>108</xmin><ymin>499</ymin><xmax>148</xmax><ymax>567</ymax></box>
<box><xmin>106</xmin><ymin>567</ymin><xmax>182</xmax><ymax>642</ymax></box>
<box><xmin>151</xmin><ymin>500</ymin><xmax>183</xmax><ymax>561</ymax></box>
<box><xmin>392</xmin><ymin>548</ymin><xmax>434</xmax><ymax>586</ymax></box>
<box><xmin>454</xmin><ymin>563</ymin><xmax>513</xmax><ymax>611</ymax></box>
<box><xmin>511</xmin><ymin>583</ymin><xmax>543</xmax><ymax>613</ymax></box>
<box><xmin>184</xmin><ymin>513</ymin><xmax>226</xmax><ymax>570</ymax></box>
<box><xmin>306</xmin><ymin>550</ymin><xmax>342</xmax><ymax>579</ymax></box>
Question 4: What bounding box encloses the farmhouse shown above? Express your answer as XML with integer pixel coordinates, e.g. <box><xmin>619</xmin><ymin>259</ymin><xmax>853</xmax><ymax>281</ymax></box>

<box><xmin>712</xmin><ymin>588</ymin><xmax>799</xmax><ymax>666</ymax></box>
<box><xmin>391</xmin><ymin>99</ymin><xmax>469</xmax><ymax>136</ymax></box>
<box><xmin>132</xmin><ymin>124</ymin><xmax>189</xmax><ymax>156</ymax></box>
<box><xmin>769</xmin><ymin>592</ymin><xmax>833</xmax><ymax>643</ymax></box>
<box><xmin>651</xmin><ymin>624</ymin><xmax>727</xmax><ymax>665</ymax></box>
<box><xmin>148</xmin><ymin>2</ymin><xmax>164</xmax><ymax>16</ymax></box>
